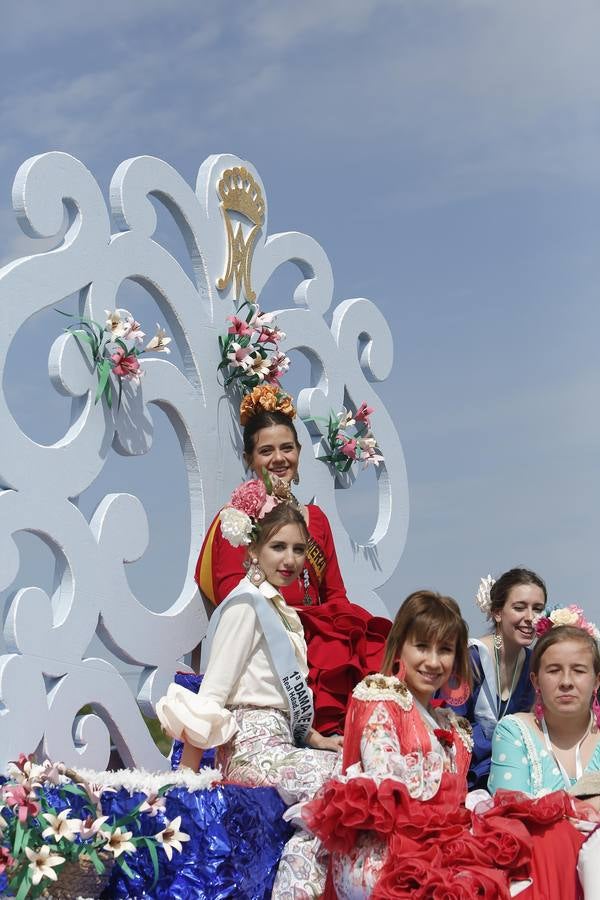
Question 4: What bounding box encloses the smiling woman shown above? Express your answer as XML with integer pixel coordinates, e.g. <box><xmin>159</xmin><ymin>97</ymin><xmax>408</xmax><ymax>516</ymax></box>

<box><xmin>195</xmin><ymin>388</ymin><xmax>391</xmax><ymax>736</ymax></box>
<box><xmin>448</xmin><ymin>567</ymin><xmax>547</xmax><ymax>789</ymax></box>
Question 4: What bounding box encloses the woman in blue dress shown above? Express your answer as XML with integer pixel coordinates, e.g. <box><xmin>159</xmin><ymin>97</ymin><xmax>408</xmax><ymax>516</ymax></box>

<box><xmin>450</xmin><ymin>567</ymin><xmax>547</xmax><ymax>789</ymax></box>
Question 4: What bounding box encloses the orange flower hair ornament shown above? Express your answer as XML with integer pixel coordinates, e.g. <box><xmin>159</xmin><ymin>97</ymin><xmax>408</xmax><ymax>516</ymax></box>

<box><xmin>239</xmin><ymin>385</ymin><xmax>296</xmax><ymax>426</ymax></box>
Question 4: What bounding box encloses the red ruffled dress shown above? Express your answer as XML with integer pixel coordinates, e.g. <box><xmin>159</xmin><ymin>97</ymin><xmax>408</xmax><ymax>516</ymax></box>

<box><xmin>303</xmin><ymin>675</ymin><xmax>586</xmax><ymax>899</ymax></box>
<box><xmin>195</xmin><ymin>504</ymin><xmax>391</xmax><ymax>734</ymax></box>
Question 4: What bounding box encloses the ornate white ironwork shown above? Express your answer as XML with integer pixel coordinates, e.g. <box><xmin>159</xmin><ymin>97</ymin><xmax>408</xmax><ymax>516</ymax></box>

<box><xmin>0</xmin><ymin>152</ymin><xmax>409</xmax><ymax>772</ymax></box>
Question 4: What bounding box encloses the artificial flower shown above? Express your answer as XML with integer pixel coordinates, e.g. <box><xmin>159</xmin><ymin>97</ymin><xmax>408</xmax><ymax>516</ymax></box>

<box><xmin>256</xmin><ymin>324</ymin><xmax>285</xmax><ymax>344</ymax></box>
<box><xmin>41</xmin><ymin>808</ymin><xmax>81</xmax><ymax>842</ymax></box>
<box><xmin>226</xmin><ymin>315</ymin><xmax>253</xmax><ymax>337</ymax></box>
<box><xmin>111</xmin><ymin>348</ymin><xmax>141</xmax><ymax>379</ymax></box>
<box><xmin>219</xmin><ymin>506</ymin><xmax>253</xmax><ymax>547</ymax></box>
<box><xmin>145</xmin><ymin>324</ymin><xmax>172</xmax><ymax>353</ymax></box>
<box><xmin>357</xmin><ymin>435</ymin><xmax>377</xmax><ymax>451</ymax></box>
<box><xmin>0</xmin><ymin>846</ymin><xmax>13</xmax><ymax>875</ymax></box>
<box><xmin>138</xmin><ymin>793</ymin><xmax>166</xmax><ymax>817</ymax></box>
<box><xmin>78</xmin><ymin>814</ymin><xmax>110</xmax><ymax>840</ymax></box>
<box><xmin>252</xmin><ymin>307</ymin><xmax>274</xmax><ymax>327</ymax></box>
<box><xmin>266</xmin><ymin>351</ymin><xmax>290</xmax><ymax>384</ymax></box>
<box><xmin>104</xmin><ymin>827</ymin><xmax>135</xmax><ymax>858</ymax></box>
<box><xmin>339</xmin><ymin>438</ymin><xmax>358</xmax><ymax>459</ymax></box>
<box><xmin>155</xmin><ymin>815</ymin><xmax>190</xmax><ymax>861</ymax></box>
<box><xmin>25</xmin><ymin>844</ymin><xmax>65</xmax><ymax>886</ymax></box>
<box><xmin>549</xmin><ymin>607</ymin><xmax>580</xmax><ymax>627</ymax></box>
<box><xmin>336</xmin><ymin>408</ymin><xmax>355</xmax><ymax>428</ymax></box>
<box><xmin>104</xmin><ymin>308</ymin><xmax>135</xmax><ymax>340</ymax></box>
<box><xmin>226</xmin><ymin>341</ymin><xmax>253</xmax><ymax>369</ymax></box>
<box><xmin>230</xmin><ymin>479</ymin><xmax>268</xmax><ymax>519</ymax></box>
<box><xmin>247</xmin><ymin>351</ymin><xmax>271</xmax><ymax>380</ymax></box>
<box><xmin>355</xmin><ymin>401</ymin><xmax>374</xmax><ymax>428</ymax></box>
<box><xmin>2</xmin><ymin>783</ymin><xmax>40</xmax><ymax>823</ymax></box>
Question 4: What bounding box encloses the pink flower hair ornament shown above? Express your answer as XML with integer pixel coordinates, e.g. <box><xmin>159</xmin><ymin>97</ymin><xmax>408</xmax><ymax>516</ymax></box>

<box><xmin>533</xmin><ymin>604</ymin><xmax>600</xmax><ymax>643</ymax></box>
<box><xmin>218</xmin><ymin>472</ymin><xmax>289</xmax><ymax>548</ymax></box>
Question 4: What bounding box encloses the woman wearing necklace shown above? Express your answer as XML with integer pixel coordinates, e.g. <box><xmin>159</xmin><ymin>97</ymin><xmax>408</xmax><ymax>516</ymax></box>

<box><xmin>490</xmin><ymin>612</ymin><xmax>600</xmax><ymax>899</ymax></box>
<box><xmin>449</xmin><ymin>567</ymin><xmax>547</xmax><ymax>789</ymax></box>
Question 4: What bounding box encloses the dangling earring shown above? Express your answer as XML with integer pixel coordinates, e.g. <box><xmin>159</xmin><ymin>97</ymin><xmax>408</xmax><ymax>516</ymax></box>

<box><xmin>493</xmin><ymin>631</ymin><xmax>504</xmax><ymax>651</ymax></box>
<box><xmin>534</xmin><ymin>688</ymin><xmax>544</xmax><ymax>726</ymax></box>
<box><xmin>592</xmin><ymin>693</ymin><xmax>600</xmax><ymax>728</ymax></box>
<box><xmin>247</xmin><ymin>557</ymin><xmax>265</xmax><ymax>586</ymax></box>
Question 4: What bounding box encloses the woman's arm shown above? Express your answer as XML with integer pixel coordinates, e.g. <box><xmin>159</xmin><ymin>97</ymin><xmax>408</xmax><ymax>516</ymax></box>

<box><xmin>488</xmin><ymin>716</ymin><xmax>534</xmax><ymax>795</ymax></box>
<box><xmin>158</xmin><ymin>600</ymin><xmax>257</xmax><ymax>767</ymax></box>
<box><xmin>305</xmin><ymin>729</ymin><xmax>343</xmax><ymax>752</ymax></box>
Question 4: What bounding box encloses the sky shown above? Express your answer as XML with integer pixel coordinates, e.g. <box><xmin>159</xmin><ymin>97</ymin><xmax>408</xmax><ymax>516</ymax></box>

<box><xmin>1</xmin><ymin>0</ymin><xmax>600</xmax><ymax>639</ymax></box>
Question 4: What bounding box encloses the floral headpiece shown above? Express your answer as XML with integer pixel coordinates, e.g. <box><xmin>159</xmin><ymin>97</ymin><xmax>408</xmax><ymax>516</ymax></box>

<box><xmin>218</xmin><ymin>472</ymin><xmax>296</xmax><ymax>548</ymax></box>
<box><xmin>474</xmin><ymin>574</ymin><xmax>496</xmax><ymax>619</ymax></box>
<box><xmin>533</xmin><ymin>605</ymin><xmax>600</xmax><ymax>642</ymax></box>
<box><xmin>239</xmin><ymin>384</ymin><xmax>296</xmax><ymax>426</ymax></box>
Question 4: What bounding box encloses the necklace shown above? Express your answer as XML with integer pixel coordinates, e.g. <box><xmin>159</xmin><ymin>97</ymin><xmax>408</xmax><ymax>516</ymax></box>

<box><xmin>541</xmin><ymin>713</ymin><xmax>593</xmax><ymax>789</ymax></box>
<box><xmin>493</xmin><ymin>644</ymin><xmax>520</xmax><ymax>717</ymax></box>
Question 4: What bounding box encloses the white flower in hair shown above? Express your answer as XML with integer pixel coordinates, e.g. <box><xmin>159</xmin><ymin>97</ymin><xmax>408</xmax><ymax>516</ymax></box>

<box><xmin>475</xmin><ymin>574</ymin><xmax>495</xmax><ymax>618</ymax></box>
<box><xmin>219</xmin><ymin>507</ymin><xmax>253</xmax><ymax>547</ymax></box>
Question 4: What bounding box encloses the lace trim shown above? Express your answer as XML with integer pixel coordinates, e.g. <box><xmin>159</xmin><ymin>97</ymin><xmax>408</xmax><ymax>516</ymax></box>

<box><xmin>352</xmin><ymin>675</ymin><xmax>413</xmax><ymax>710</ymax></box>
<box><xmin>512</xmin><ymin>715</ymin><xmax>542</xmax><ymax>795</ymax></box>
<box><xmin>444</xmin><ymin>709</ymin><xmax>474</xmax><ymax>752</ymax></box>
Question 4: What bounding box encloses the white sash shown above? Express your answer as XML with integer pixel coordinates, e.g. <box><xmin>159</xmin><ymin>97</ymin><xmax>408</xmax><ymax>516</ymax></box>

<box><xmin>202</xmin><ymin>581</ymin><xmax>314</xmax><ymax>745</ymax></box>
<box><xmin>470</xmin><ymin>639</ymin><xmax>499</xmax><ymax>739</ymax></box>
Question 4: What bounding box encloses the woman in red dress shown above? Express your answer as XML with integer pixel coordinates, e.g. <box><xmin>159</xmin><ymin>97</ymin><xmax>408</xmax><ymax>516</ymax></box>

<box><xmin>195</xmin><ymin>385</ymin><xmax>391</xmax><ymax>735</ymax></box>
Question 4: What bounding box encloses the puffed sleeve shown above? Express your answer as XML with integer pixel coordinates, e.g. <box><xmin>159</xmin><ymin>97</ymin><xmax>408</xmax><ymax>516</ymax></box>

<box><xmin>488</xmin><ymin>716</ymin><xmax>533</xmax><ymax>795</ymax></box>
<box><xmin>156</xmin><ymin>600</ymin><xmax>257</xmax><ymax>749</ymax></box>
<box><xmin>311</xmin><ymin>506</ymin><xmax>348</xmax><ymax>604</ymax></box>
<box><xmin>447</xmin><ymin>646</ymin><xmax>491</xmax><ymax>789</ymax></box>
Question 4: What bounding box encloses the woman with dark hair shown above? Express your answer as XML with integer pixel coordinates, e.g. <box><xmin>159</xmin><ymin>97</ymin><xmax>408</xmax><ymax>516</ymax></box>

<box><xmin>195</xmin><ymin>386</ymin><xmax>391</xmax><ymax>735</ymax></box>
<box><xmin>158</xmin><ymin>498</ymin><xmax>342</xmax><ymax>898</ymax></box>
<box><xmin>450</xmin><ymin>567</ymin><xmax>547</xmax><ymax>789</ymax></box>
<box><xmin>304</xmin><ymin>591</ymin><xmax>539</xmax><ymax>898</ymax></box>
<box><xmin>489</xmin><ymin>614</ymin><xmax>600</xmax><ymax>899</ymax></box>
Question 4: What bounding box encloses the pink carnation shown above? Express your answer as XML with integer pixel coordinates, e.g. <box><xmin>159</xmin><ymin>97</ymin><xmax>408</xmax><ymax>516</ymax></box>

<box><xmin>534</xmin><ymin>616</ymin><xmax>552</xmax><ymax>637</ymax></box>
<box><xmin>230</xmin><ymin>479</ymin><xmax>268</xmax><ymax>518</ymax></box>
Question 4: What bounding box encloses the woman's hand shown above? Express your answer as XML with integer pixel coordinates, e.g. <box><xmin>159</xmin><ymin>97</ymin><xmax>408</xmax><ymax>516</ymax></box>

<box><xmin>306</xmin><ymin>729</ymin><xmax>343</xmax><ymax>752</ymax></box>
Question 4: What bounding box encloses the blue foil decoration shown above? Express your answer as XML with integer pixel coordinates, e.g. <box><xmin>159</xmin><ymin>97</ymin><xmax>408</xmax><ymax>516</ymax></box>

<box><xmin>105</xmin><ymin>785</ymin><xmax>292</xmax><ymax>899</ymax></box>
<box><xmin>170</xmin><ymin>673</ymin><xmax>216</xmax><ymax>769</ymax></box>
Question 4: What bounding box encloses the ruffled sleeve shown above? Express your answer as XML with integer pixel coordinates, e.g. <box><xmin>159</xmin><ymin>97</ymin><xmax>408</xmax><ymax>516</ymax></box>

<box><xmin>156</xmin><ymin>598</ymin><xmax>258</xmax><ymax>749</ymax></box>
<box><xmin>156</xmin><ymin>688</ymin><xmax>238</xmax><ymax>748</ymax></box>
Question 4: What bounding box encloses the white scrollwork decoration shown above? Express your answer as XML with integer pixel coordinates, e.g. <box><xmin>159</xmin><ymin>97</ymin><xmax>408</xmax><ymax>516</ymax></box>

<box><xmin>0</xmin><ymin>152</ymin><xmax>408</xmax><ymax>771</ymax></box>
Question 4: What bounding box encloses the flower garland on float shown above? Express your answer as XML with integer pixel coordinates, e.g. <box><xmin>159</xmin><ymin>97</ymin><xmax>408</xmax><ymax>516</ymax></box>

<box><xmin>58</xmin><ymin>307</ymin><xmax>171</xmax><ymax>408</ymax></box>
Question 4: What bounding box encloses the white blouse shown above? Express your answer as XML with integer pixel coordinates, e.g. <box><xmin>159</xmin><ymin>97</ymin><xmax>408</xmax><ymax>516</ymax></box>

<box><xmin>156</xmin><ymin>578</ymin><xmax>309</xmax><ymax>749</ymax></box>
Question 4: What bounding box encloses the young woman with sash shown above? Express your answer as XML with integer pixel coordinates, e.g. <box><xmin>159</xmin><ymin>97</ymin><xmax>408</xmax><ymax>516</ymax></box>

<box><xmin>304</xmin><ymin>591</ymin><xmax>546</xmax><ymax>899</ymax></box>
<box><xmin>157</xmin><ymin>498</ymin><xmax>341</xmax><ymax>898</ymax></box>
<box><xmin>195</xmin><ymin>385</ymin><xmax>391</xmax><ymax>735</ymax></box>
<box><xmin>490</xmin><ymin>614</ymin><xmax>600</xmax><ymax>899</ymax></box>
<box><xmin>450</xmin><ymin>568</ymin><xmax>547</xmax><ymax>789</ymax></box>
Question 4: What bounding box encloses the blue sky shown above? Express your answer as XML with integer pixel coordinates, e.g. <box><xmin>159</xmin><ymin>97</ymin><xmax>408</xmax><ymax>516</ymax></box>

<box><xmin>1</xmin><ymin>0</ymin><xmax>600</xmax><ymax>636</ymax></box>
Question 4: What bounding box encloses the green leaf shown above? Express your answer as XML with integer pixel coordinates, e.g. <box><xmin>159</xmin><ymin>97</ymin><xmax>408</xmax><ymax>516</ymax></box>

<box><xmin>15</xmin><ymin>871</ymin><xmax>32</xmax><ymax>900</ymax></box>
<box><xmin>95</xmin><ymin>359</ymin><xmax>111</xmax><ymax>404</ymax></box>
<box><xmin>144</xmin><ymin>837</ymin><xmax>160</xmax><ymax>887</ymax></box>
<box><xmin>115</xmin><ymin>337</ymin><xmax>129</xmax><ymax>352</ymax></box>
<box><xmin>118</xmin><ymin>857</ymin><xmax>136</xmax><ymax>879</ymax></box>
<box><xmin>14</xmin><ymin>818</ymin><xmax>25</xmax><ymax>856</ymax></box>
<box><xmin>261</xmin><ymin>467</ymin><xmax>273</xmax><ymax>494</ymax></box>
<box><xmin>87</xmin><ymin>848</ymin><xmax>105</xmax><ymax>875</ymax></box>
<box><xmin>217</xmin><ymin>359</ymin><xmax>230</xmax><ymax>371</ymax></box>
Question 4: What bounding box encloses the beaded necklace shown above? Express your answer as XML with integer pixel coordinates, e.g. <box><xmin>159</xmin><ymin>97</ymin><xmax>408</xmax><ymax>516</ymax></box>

<box><xmin>493</xmin><ymin>644</ymin><xmax>521</xmax><ymax>717</ymax></box>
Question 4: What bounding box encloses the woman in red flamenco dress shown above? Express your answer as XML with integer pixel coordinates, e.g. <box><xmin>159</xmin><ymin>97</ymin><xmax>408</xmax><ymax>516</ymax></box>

<box><xmin>304</xmin><ymin>590</ymin><xmax>595</xmax><ymax>899</ymax></box>
<box><xmin>195</xmin><ymin>386</ymin><xmax>391</xmax><ymax>735</ymax></box>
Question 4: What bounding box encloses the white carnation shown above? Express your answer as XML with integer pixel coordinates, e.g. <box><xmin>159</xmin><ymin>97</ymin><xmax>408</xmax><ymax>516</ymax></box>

<box><xmin>219</xmin><ymin>507</ymin><xmax>253</xmax><ymax>547</ymax></box>
<box><xmin>549</xmin><ymin>607</ymin><xmax>579</xmax><ymax>626</ymax></box>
